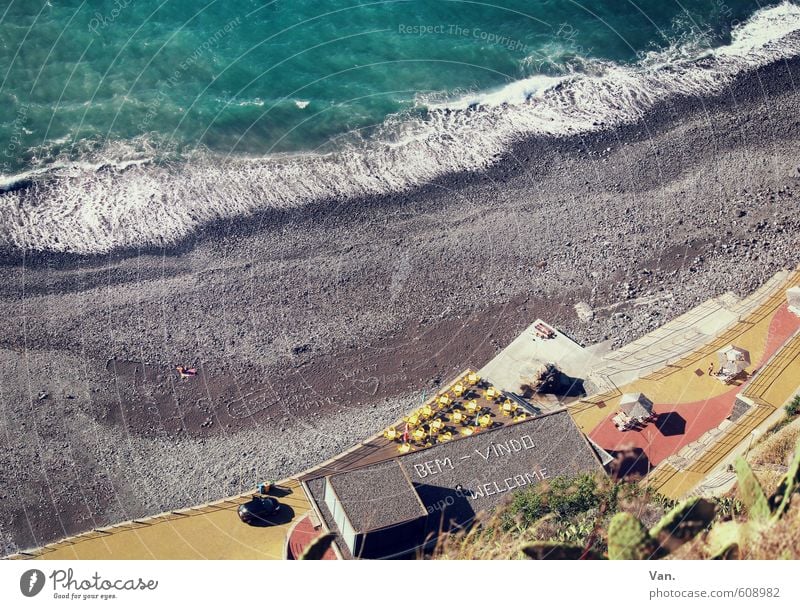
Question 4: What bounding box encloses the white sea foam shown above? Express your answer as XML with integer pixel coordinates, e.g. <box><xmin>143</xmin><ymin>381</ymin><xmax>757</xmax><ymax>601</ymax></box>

<box><xmin>2</xmin><ymin>2</ymin><xmax>800</xmax><ymax>254</ymax></box>
<box><xmin>424</xmin><ymin>74</ymin><xmax>568</xmax><ymax>110</ymax></box>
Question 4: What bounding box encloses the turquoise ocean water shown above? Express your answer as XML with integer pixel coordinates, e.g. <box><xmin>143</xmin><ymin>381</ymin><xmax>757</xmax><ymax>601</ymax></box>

<box><xmin>1</xmin><ymin>0</ymin><xmax>800</xmax><ymax>252</ymax></box>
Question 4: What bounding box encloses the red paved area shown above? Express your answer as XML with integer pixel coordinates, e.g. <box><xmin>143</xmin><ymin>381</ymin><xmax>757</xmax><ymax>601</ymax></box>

<box><xmin>287</xmin><ymin>513</ymin><xmax>337</xmax><ymax>560</ymax></box>
<box><xmin>590</xmin><ymin>386</ymin><xmax>738</xmax><ymax>467</ymax></box>
<box><xmin>762</xmin><ymin>304</ymin><xmax>800</xmax><ymax>362</ymax></box>
<box><xmin>590</xmin><ymin>303</ymin><xmax>800</xmax><ymax>468</ymax></box>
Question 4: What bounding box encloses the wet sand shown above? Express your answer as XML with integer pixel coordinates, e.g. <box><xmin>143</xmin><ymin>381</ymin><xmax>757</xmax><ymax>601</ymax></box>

<box><xmin>1</xmin><ymin>53</ymin><xmax>799</xmax><ymax>555</ymax></box>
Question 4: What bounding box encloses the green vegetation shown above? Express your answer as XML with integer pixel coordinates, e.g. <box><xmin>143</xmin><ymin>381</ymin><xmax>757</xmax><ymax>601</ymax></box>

<box><xmin>522</xmin><ymin>496</ymin><xmax>716</xmax><ymax>560</ymax></box>
<box><xmin>765</xmin><ymin>394</ymin><xmax>800</xmax><ymax>435</ymax></box>
<box><xmin>785</xmin><ymin>394</ymin><xmax>800</xmax><ymax>418</ymax></box>
<box><xmin>436</xmin><ymin>474</ymin><xmax>675</xmax><ymax>559</ymax></box>
<box><xmin>436</xmin><ymin>437</ymin><xmax>800</xmax><ymax>560</ymax></box>
<box><xmin>499</xmin><ymin>473</ymin><xmax>674</xmax><ymax>550</ymax></box>
<box><xmin>504</xmin><ymin>473</ymin><xmax>615</xmax><ymax>526</ymax></box>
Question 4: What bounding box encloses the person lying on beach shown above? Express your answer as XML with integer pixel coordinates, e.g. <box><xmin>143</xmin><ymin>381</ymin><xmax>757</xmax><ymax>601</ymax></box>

<box><xmin>176</xmin><ymin>365</ymin><xmax>198</xmax><ymax>378</ymax></box>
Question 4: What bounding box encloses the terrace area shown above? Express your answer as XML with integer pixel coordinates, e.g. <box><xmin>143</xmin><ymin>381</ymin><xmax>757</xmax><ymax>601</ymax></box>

<box><xmin>11</xmin><ymin>480</ymin><xmax>313</xmax><ymax>560</ymax></box>
<box><xmin>478</xmin><ymin>318</ymin><xmax>593</xmax><ymax>409</ymax></box>
<box><xmin>299</xmin><ymin>369</ymin><xmax>538</xmax><ymax>479</ymax></box>
<box><xmin>569</xmin><ymin>267</ymin><xmax>800</xmax><ymax>497</ymax></box>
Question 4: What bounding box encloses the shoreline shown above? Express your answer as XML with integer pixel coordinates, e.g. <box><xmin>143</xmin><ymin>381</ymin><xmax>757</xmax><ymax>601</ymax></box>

<box><xmin>1</xmin><ymin>51</ymin><xmax>800</xmax><ymax>556</ymax></box>
<box><xmin>3</xmin><ymin>41</ymin><xmax>800</xmax><ymax>270</ymax></box>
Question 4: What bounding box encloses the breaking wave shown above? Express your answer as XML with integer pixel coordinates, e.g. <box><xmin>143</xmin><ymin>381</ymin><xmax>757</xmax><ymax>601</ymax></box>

<box><xmin>2</xmin><ymin>2</ymin><xmax>800</xmax><ymax>254</ymax></box>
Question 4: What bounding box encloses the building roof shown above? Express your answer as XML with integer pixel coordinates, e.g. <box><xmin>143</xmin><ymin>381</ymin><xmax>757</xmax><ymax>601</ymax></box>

<box><xmin>327</xmin><ymin>461</ymin><xmax>426</xmax><ymax>532</ymax></box>
<box><xmin>404</xmin><ymin>409</ymin><xmax>604</xmax><ymax>526</ymax></box>
<box><xmin>717</xmin><ymin>344</ymin><xmax>750</xmax><ymax>360</ymax></box>
<box><xmin>308</xmin><ymin>409</ymin><xmax>604</xmax><ymax>537</ymax></box>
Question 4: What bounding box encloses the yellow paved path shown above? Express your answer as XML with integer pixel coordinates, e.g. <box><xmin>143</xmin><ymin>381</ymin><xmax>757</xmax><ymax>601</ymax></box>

<box><xmin>647</xmin><ymin>330</ymin><xmax>800</xmax><ymax>498</ymax></box>
<box><xmin>15</xmin><ymin>480</ymin><xmax>310</xmax><ymax>560</ymax></box>
<box><xmin>570</xmin><ymin>271</ymin><xmax>799</xmax><ymax>435</ymax></box>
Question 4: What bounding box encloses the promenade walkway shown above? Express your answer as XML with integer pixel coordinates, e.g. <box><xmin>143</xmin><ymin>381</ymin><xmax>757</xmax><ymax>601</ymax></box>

<box><xmin>569</xmin><ymin>268</ymin><xmax>800</xmax><ymax>498</ymax></box>
<box><xmin>586</xmin><ymin>271</ymin><xmax>792</xmax><ymax>392</ymax></box>
<box><xmin>10</xmin><ymin>480</ymin><xmax>310</xmax><ymax>560</ymax></box>
<box><xmin>11</xmin><ymin>269</ymin><xmax>800</xmax><ymax>557</ymax></box>
<box><xmin>648</xmin><ymin>329</ymin><xmax>800</xmax><ymax>498</ymax></box>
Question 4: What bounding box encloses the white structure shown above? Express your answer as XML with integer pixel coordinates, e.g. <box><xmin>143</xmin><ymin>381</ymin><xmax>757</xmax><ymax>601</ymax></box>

<box><xmin>619</xmin><ymin>393</ymin><xmax>654</xmax><ymax>421</ymax></box>
<box><xmin>716</xmin><ymin>344</ymin><xmax>751</xmax><ymax>376</ymax></box>
<box><xmin>479</xmin><ymin>319</ymin><xmax>596</xmax><ymax>406</ymax></box>
<box><xmin>788</xmin><ymin>286</ymin><xmax>800</xmax><ymax>316</ymax></box>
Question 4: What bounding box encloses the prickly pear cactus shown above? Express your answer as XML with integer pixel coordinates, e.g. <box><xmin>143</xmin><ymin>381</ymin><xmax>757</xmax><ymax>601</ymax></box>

<box><xmin>734</xmin><ymin>456</ymin><xmax>770</xmax><ymax>522</ymax></box>
<box><xmin>708</xmin><ymin>437</ymin><xmax>800</xmax><ymax>559</ymax></box>
<box><xmin>767</xmin><ymin>436</ymin><xmax>800</xmax><ymax>520</ymax></box>
<box><xmin>525</xmin><ymin>441</ymin><xmax>800</xmax><ymax>561</ymax></box>
<box><xmin>649</xmin><ymin>497</ymin><xmax>715</xmax><ymax>553</ymax></box>
<box><xmin>706</xmin><ymin>520</ymin><xmax>744</xmax><ymax>560</ymax></box>
<box><xmin>608</xmin><ymin>512</ymin><xmax>656</xmax><ymax>560</ymax></box>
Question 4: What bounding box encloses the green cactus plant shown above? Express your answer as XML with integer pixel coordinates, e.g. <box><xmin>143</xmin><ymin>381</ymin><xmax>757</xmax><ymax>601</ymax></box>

<box><xmin>708</xmin><ymin>436</ymin><xmax>800</xmax><ymax>559</ymax></box>
<box><xmin>648</xmin><ymin>497</ymin><xmax>716</xmax><ymax>554</ymax></box>
<box><xmin>735</xmin><ymin>457</ymin><xmax>770</xmax><ymax>522</ymax></box>
<box><xmin>737</xmin><ymin>436</ymin><xmax>799</xmax><ymax>523</ymax></box>
<box><xmin>768</xmin><ymin>435</ymin><xmax>800</xmax><ymax>519</ymax></box>
<box><xmin>706</xmin><ymin>519</ymin><xmax>747</xmax><ymax>559</ymax></box>
<box><xmin>607</xmin><ymin>512</ymin><xmax>656</xmax><ymax>559</ymax></box>
<box><xmin>606</xmin><ymin>498</ymin><xmax>716</xmax><ymax>559</ymax></box>
<box><xmin>523</xmin><ymin>497</ymin><xmax>715</xmax><ymax>560</ymax></box>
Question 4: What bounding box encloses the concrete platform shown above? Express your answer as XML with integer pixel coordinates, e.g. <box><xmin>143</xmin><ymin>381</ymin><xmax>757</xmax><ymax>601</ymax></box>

<box><xmin>479</xmin><ymin>319</ymin><xmax>598</xmax><ymax>407</ymax></box>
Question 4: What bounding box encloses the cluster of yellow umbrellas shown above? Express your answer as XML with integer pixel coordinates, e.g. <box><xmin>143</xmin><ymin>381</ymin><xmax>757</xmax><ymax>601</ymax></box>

<box><xmin>499</xmin><ymin>398</ymin><xmax>527</xmax><ymax>419</ymax></box>
<box><xmin>484</xmin><ymin>386</ymin><xmax>500</xmax><ymax>400</ymax></box>
<box><xmin>384</xmin><ymin>371</ymin><xmax>516</xmax><ymax>452</ymax></box>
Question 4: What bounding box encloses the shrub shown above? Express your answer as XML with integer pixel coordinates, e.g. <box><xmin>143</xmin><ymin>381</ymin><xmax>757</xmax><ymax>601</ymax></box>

<box><xmin>785</xmin><ymin>394</ymin><xmax>800</xmax><ymax>418</ymax></box>
<box><xmin>750</xmin><ymin>422</ymin><xmax>800</xmax><ymax>468</ymax></box>
<box><xmin>506</xmin><ymin>473</ymin><xmax>606</xmax><ymax>528</ymax></box>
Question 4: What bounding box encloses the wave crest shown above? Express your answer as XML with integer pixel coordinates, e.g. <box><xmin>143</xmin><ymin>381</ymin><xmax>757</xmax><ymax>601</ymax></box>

<box><xmin>2</xmin><ymin>1</ymin><xmax>800</xmax><ymax>254</ymax></box>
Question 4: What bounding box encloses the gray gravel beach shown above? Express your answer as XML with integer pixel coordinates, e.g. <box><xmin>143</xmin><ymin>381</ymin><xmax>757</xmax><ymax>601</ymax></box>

<box><xmin>1</xmin><ymin>52</ymin><xmax>799</xmax><ymax>556</ymax></box>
